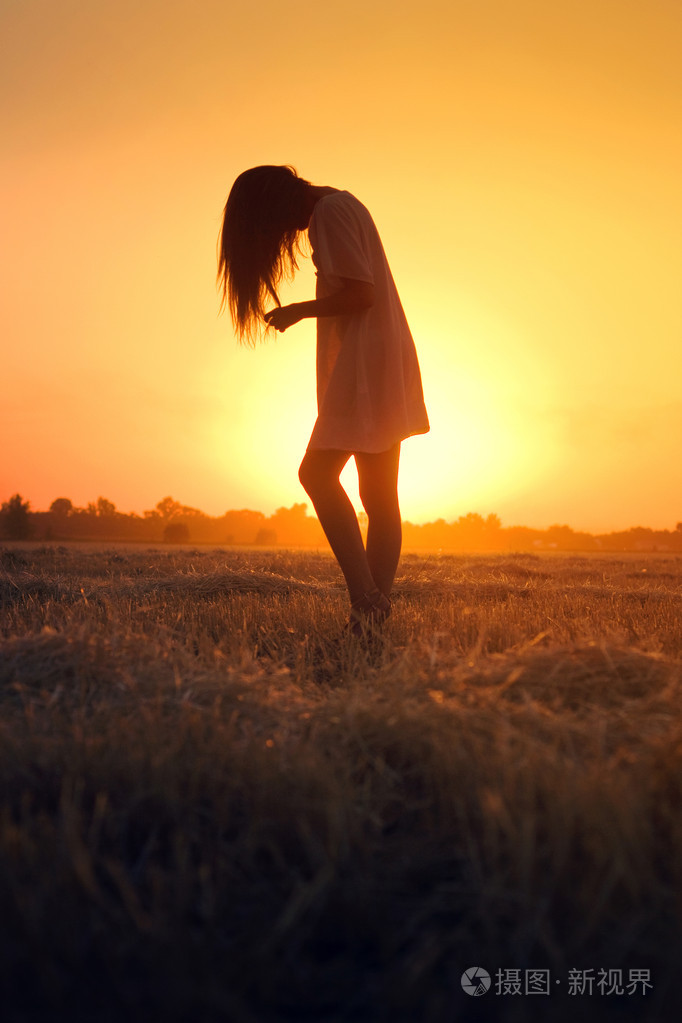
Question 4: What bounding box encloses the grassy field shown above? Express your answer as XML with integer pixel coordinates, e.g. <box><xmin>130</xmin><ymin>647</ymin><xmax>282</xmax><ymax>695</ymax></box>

<box><xmin>1</xmin><ymin>543</ymin><xmax>681</xmax><ymax>1022</ymax></box>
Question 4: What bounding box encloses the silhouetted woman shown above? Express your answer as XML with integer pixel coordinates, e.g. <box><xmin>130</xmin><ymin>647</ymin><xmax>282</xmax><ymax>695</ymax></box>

<box><xmin>218</xmin><ymin>165</ymin><xmax>429</xmax><ymax>631</ymax></box>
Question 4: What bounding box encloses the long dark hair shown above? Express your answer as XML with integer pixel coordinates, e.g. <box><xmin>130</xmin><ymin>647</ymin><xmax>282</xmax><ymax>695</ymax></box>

<box><xmin>217</xmin><ymin>165</ymin><xmax>310</xmax><ymax>344</ymax></box>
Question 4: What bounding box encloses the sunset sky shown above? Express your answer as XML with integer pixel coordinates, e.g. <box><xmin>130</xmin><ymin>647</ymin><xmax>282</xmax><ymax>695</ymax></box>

<box><xmin>2</xmin><ymin>0</ymin><xmax>681</xmax><ymax>533</ymax></box>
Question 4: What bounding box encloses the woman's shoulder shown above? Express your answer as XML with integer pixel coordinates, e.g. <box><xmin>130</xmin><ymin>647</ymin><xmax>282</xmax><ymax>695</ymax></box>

<box><xmin>319</xmin><ymin>189</ymin><xmax>364</xmax><ymax>209</ymax></box>
<box><xmin>312</xmin><ymin>190</ymin><xmax>372</xmax><ymax>228</ymax></box>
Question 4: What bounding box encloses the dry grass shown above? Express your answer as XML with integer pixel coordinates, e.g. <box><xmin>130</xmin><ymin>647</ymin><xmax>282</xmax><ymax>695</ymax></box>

<box><xmin>1</xmin><ymin>544</ymin><xmax>682</xmax><ymax>1022</ymax></box>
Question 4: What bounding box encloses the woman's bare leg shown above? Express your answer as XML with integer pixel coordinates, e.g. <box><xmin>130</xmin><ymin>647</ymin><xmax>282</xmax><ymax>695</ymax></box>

<box><xmin>298</xmin><ymin>449</ymin><xmax>377</xmax><ymax>605</ymax></box>
<box><xmin>355</xmin><ymin>444</ymin><xmax>402</xmax><ymax>598</ymax></box>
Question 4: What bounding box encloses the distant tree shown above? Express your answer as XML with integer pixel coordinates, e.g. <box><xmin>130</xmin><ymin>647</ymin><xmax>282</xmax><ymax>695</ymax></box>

<box><xmin>546</xmin><ymin>524</ymin><xmax>574</xmax><ymax>542</ymax></box>
<box><xmin>154</xmin><ymin>497</ymin><xmax>183</xmax><ymax>520</ymax></box>
<box><xmin>163</xmin><ymin>522</ymin><xmax>190</xmax><ymax>544</ymax></box>
<box><xmin>458</xmin><ymin>512</ymin><xmax>486</xmax><ymax>529</ymax></box>
<box><xmin>268</xmin><ymin>503</ymin><xmax>322</xmax><ymax>545</ymax></box>
<box><xmin>49</xmin><ymin>497</ymin><xmax>74</xmax><ymax>516</ymax></box>
<box><xmin>96</xmin><ymin>497</ymin><xmax>117</xmax><ymax>517</ymax></box>
<box><xmin>272</xmin><ymin>503</ymin><xmax>308</xmax><ymax>522</ymax></box>
<box><xmin>221</xmin><ymin>509</ymin><xmax>266</xmax><ymax>544</ymax></box>
<box><xmin>178</xmin><ymin>503</ymin><xmax>204</xmax><ymax>519</ymax></box>
<box><xmin>1</xmin><ymin>494</ymin><xmax>32</xmax><ymax>540</ymax></box>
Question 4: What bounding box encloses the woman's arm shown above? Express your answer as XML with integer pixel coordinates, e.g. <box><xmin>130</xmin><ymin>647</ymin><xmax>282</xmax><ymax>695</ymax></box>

<box><xmin>264</xmin><ymin>278</ymin><xmax>374</xmax><ymax>333</ymax></box>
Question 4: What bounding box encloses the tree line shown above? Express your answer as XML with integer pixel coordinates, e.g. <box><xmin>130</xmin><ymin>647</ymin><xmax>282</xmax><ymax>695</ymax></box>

<box><xmin>2</xmin><ymin>493</ymin><xmax>682</xmax><ymax>552</ymax></box>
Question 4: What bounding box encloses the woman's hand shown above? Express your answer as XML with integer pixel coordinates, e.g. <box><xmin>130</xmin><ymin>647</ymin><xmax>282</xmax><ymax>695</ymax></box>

<box><xmin>264</xmin><ymin>304</ymin><xmax>302</xmax><ymax>333</ymax></box>
<box><xmin>264</xmin><ymin>280</ymin><xmax>374</xmax><ymax>333</ymax></box>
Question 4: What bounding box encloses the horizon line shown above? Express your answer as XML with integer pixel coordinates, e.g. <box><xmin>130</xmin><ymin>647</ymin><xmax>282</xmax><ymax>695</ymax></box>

<box><xmin>3</xmin><ymin>492</ymin><xmax>681</xmax><ymax>538</ymax></box>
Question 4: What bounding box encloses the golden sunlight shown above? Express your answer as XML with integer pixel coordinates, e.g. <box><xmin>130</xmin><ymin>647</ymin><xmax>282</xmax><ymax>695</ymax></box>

<box><xmin>398</xmin><ymin>365</ymin><xmax>555</xmax><ymax>523</ymax></box>
<box><xmin>3</xmin><ymin>0</ymin><xmax>681</xmax><ymax>531</ymax></box>
<box><xmin>390</xmin><ymin>307</ymin><xmax>558</xmax><ymax>523</ymax></box>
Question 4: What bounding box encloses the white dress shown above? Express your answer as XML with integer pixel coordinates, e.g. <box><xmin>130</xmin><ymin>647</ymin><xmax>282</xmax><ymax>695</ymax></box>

<box><xmin>306</xmin><ymin>190</ymin><xmax>429</xmax><ymax>453</ymax></box>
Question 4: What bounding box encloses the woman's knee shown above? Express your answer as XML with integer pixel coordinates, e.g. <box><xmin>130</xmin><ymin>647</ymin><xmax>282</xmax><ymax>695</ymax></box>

<box><xmin>359</xmin><ymin>481</ymin><xmax>400</xmax><ymax>519</ymax></box>
<box><xmin>298</xmin><ymin>450</ymin><xmax>347</xmax><ymax>497</ymax></box>
<box><xmin>357</xmin><ymin>464</ymin><xmax>400</xmax><ymax>517</ymax></box>
<box><xmin>298</xmin><ymin>455</ymin><xmax>316</xmax><ymax>496</ymax></box>
<box><xmin>356</xmin><ymin>445</ymin><xmax>400</xmax><ymax>510</ymax></box>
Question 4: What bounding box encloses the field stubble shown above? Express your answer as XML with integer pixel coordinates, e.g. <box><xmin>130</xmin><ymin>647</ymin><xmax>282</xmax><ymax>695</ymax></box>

<box><xmin>1</xmin><ymin>544</ymin><xmax>682</xmax><ymax>1022</ymax></box>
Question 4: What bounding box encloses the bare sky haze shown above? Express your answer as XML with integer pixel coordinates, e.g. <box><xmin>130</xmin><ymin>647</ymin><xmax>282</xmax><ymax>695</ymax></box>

<box><xmin>2</xmin><ymin>0</ymin><xmax>681</xmax><ymax>531</ymax></box>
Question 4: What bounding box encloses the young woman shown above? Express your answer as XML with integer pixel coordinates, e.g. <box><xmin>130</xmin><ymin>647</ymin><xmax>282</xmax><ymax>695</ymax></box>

<box><xmin>218</xmin><ymin>165</ymin><xmax>429</xmax><ymax>631</ymax></box>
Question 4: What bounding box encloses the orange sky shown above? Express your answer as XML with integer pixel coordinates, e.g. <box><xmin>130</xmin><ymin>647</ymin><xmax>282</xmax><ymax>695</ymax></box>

<box><xmin>2</xmin><ymin>0</ymin><xmax>681</xmax><ymax>532</ymax></box>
